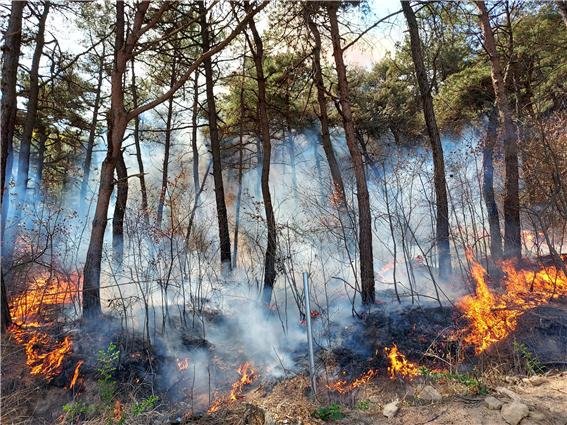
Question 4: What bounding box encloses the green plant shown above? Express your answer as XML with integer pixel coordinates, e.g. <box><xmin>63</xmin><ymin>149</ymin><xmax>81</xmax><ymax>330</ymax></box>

<box><xmin>62</xmin><ymin>401</ymin><xmax>95</xmax><ymax>421</ymax></box>
<box><xmin>97</xmin><ymin>342</ymin><xmax>120</xmax><ymax>404</ymax></box>
<box><xmin>513</xmin><ymin>341</ymin><xmax>544</xmax><ymax>376</ymax></box>
<box><xmin>355</xmin><ymin>399</ymin><xmax>370</xmax><ymax>411</ymax></box>
<box><xmin>421</xmin><ymin>367</ymin><xmax>487</xmax><ymax>395</ymax></box>
<box><xmin>312</xmin><ymin>403</ymin><xmax>345</xmax><ymax>421</ymax></box>
<box><xmin>131</xmin><ymin>395</ymin><xmax>159</xmax><ymax>416</ymax></box>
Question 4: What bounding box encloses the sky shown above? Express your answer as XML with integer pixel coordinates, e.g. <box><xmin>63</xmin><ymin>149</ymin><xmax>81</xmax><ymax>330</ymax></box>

<box><xmin>14</xmin><ymin>0</ymin><xmax>407</xmax><ymax>70</ymax></box>
<box><xmin>343</xmin><ymin>0</ymin><xmax>406</xmax><ymax>68</ymax></box>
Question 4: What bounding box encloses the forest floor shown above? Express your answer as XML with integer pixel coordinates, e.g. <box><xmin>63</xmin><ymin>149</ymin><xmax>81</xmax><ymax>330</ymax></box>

<box><xmin>2</xmin><ymin>333</ymin><xmax>567</xmax><ymax>425</ymax></box>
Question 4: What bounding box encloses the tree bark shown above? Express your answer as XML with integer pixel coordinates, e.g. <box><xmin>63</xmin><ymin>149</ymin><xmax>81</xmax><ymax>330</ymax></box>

<box><xmin>327</xmin><ymin>2</ymin><xmax>376</xmax><ymax>304</ymax></box>
<box><xmin>191</xmin><ymin>71</ymin><xmax>200</xmax><ymax>193</ymax></box>
<box><xmin>82</xmin><ymin>0</ymin><xmax>131</xmax><ymax>317</ymax></box>
<box><xmin>304</xmin><ymin>9</ymin><xmax>347</xmax><ymax>206</ymax></box>
<box><xmin>14</xmin><ymin>1</ymin><xmax>49</xmax><ymax>210</ymax></box>
<box><xmin>34</xmin><ymin>127</ymin><xmax>47</xmax><ymax>195</ymax></box>
<box><xmin>80</xmin><ymin>44</ymin><xmax>105</xmax><ymax>215</ymax></box>
<box><xmin>483</xmin><ymin>109</ymin><xmax>502</xmax><ymax>260</ymax></box>
<box><xmin>131</xmin><ymin>58</ymin><xmax>149</xmax><ymax>225</ymax></box>
<box><xmin>5</xmin><ymin>2</ymin><xmax>50</xmax><ymax>270</ymax></box>
<box><xmin>476</xmin><ymin>1</ymin><xmax>521</xmax><ymax>260</ymax></box>
<box><xmin>156</xmin><ymin>53</ymin><xmax>177</xmax><ymax>229</ymax></box>
<box><xmin>401</xmin><ymin>0</ymin><xmax>452</xmax><ymax>279</ymax></box>
<box><xmin>1</xmin><ymin>0</ymin><xmax>26</xmax><ymax>332</ymax></box>
<box><xmin>112</xmin><ymin>150</ymin><xmax>128</xmax><ymax>267</ymax></box>
<box><xmin>246</xmin><ymin>11</ymin><xmax>277</xmax><ymax>305</ymax></box>
<box><xmin>200</xmin><ymin>2</ymin><xmax>232</xmax><ymax>270</ymax></box>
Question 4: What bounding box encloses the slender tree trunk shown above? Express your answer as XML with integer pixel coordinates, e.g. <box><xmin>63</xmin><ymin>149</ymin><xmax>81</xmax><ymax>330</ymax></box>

<box><xmin>1</xmin><ymin>1</ymin><xmax>26</xmax><ymax>331</ymax></box>
<box><xmin>327</xmin><ymin>2</ymin><xmax>375</xmax><ymax>304</ymax></box>
<box><xmin>476</xmin><ymin>1</ymin><xmax>521</xmax><ymax>260</ymax></box>
<box><xmin>191</xmin><ymin>71</ymin><xmax>200</xmax><ymax>194</ymax></box>
<box><xmin>156</xmin><ymin>55</ymin><xmax>177</xmax><ymax>229</ymax></box>
<box><xmin>34</xmin><ymin>128</ymin><xmax>47</xmax><ymax>195</ymax></box>
<box><xmin>233</xmin><ymin>64</ymin><xmax>246</xmax><ymax>269</ymax></box>
<box><xmin>200</xmin><ymin>2</ymin><xmax>232</xmax><ymax>270</ymax></box>
<box><xmin>483</xmin><ymin>109</ymin><xmax>502</xmax><ymax>260</ymax></box>
<box><xmin>4</xmin><ymin>2</ymin><xmax>50</xmax><ymax>270</ymax></box>
<box><xmin>401</xmin><ymin>1</ymin><xmax>452</xmax><ymax>279</ymax></box>
<box><xmin>112</xmin><ymin>151</ymin><xmax>128</xmax><ymax>267</ymax></box>
<box><xmin>233</xmin><ymin>144</ymin><xmax>244</xmax><ymax>269</ymax></box>
<box><xmin>305</xmin><ymin>9</ymin><xmax>347</xmax><ymax>205</ymax></box>
<box><xmin>80</xmin><ymin>45</ymin><xmax>106</xmax><ymax>215</ymax></box>
<box><xmin>14</xmin><ymin>1</ymin><xmax>49</xmax><ymax>209</ymax></box>
<box><xmin>83</xmin><ymin>1</ymin><xmax>129</xmax><ymax>317</ymax></box>
<box><xmin>247</xmin><ymin>12</ymin><xmax>277</xmax><ymax>305</ymax></box>
<box><xmin>285</xmin><ymin>123</ymin><xmax>299</xmax><ymax>202</ymax></box>
<box><xmin>131</xmin><ymin>59</ymin><xmax>149</xmax><ymax>225</ymax></box>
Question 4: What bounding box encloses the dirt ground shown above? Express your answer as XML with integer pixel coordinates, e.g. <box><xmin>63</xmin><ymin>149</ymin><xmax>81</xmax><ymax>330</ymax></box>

<box><xmin>2</xmin><ymin>333</ymin><xmax>567</xmax><ymax>425</ymax></box>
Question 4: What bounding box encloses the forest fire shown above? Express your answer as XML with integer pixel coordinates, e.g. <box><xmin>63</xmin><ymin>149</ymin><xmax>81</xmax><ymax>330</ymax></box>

<box><xmin>69</xmin><ymin>360</ymin><xmax>84</xmax><ymax>389</ymax></box>
<box><xmin>176</xmin><ymin>357</ymin><xmax>189</xmax><ymax>371</ymax></box>
<box><xmin>208</xmin><ymin>362</ymin><xmax>257</xmax><ymax>414</ymax></box>
<box><xmin>458</xmin><ymin>251</ymin><xmax>567</xmax><ymax>353</ymax></box>
<box><xmin>7</xmin><ymin>272</ymin><xmax>81</xmax><ymax>382</ymax></box>
<box><xmin>326</xmin><ymin>369</ymin><xmax>378</xmax><ymax>394</ymax></box>
<box><xmin>385</xmin><ymin>344</ymin><xmax>421</xmax><ymax>379</ymax></box>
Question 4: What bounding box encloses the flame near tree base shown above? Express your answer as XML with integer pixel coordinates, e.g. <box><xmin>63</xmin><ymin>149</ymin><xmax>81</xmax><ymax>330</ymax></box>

<box><xmin>458</xmin><ymin>250</ymin><xmax>567</xmax><ymax>353</ymax></box>
<box><xmin>7</xmin><ymin>272</ymin><xmax>82</xmax><ymax>384</ymax></box>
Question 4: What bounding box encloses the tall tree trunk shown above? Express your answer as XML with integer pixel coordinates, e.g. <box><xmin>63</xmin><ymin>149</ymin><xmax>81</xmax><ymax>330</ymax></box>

<box><xmin>34</xmin><ymin>127</ymin><xmax>47</xmax><ymax>195</ymax></box>
<box><xmin>0</xmin><ymin>0</ymin><xmax>25</xmax><ymax>331</ymax></box>
<box><xmin>80</xmin><ymin>44</ymin><xmax>106</xmax><ymax>216</ymax></box>
<box><xmin>191</xmin><ymin>71</ymin><xmax>200</xmax><ymax>193</ymax></box>
<box><xmin>247</xmin><ymin>12</ymin><xmax>277</xmax><ymax>305</ymax></box>
<box><xmin>327</xmin><ymin>2</ymin><xmax>376</xmax><ymax>304</ymax></box>
<box><xmin>233</xmin><ymin>61</ymin><xmax>246</xmax><ymax>269</ymax></box>
<box><xmin>401</xmin><ymin>1</ymin><xmax>452</xmax><ymax>279</ymax></box>
<box><xmin>285</xmin><ymin>123</ymin><xmax>299</xmax><ymax>203</ymax></box>
<box><xmin>233</xmin><ymin>142</ymin><xmax>244</xmax><ymax>269</ymax></box>
<box><xmin>305</xmin><ymin>9</ymin><xmax>347</xmax><ymax>205</ymax></box>
<box><xmin>476</xmin><ymin>1</ymin><xmax>521</xmax><ymax>260</ymax></box>
<box><xmin>5</xmin><ymin>1</ymin><xmax>50</xmax><ymax>270</ymax></box>
<box><xmin>483</xmin><ymin>109</ymin><xmax>502</xmax><ymax>260</ymax></box>
<box><xmin>131</xmin><ymin>59</ymin><xmax>149</xmax><ymax>225</ymax></box>
<box><xmin>112</xmin><ymin>150</ymin><xmax>128</xmax><ymax>267</ymax></box>
<box><xmin>83</xmin><ymin>1</ymin><xmax>130</xmax><ymax>317</ymax></box>
<box><xmin>156</xmin><ymin>54</ymin><xmax>177</xmax><ymax>229</ymax></box>
<box><xmin>200</xmin><ymin>3</ymin><xmax>232</xmax><ymax>270</ymax></box>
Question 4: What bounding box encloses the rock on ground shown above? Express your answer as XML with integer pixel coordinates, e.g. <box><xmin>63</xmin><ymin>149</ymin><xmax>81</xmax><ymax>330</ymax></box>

<box><xmin>383</xmin><ymin>400</ymin><xmax>400</xmax><ymax>419</ymax></box>
<box><xmin>485</xmin><ymin>396</ymin><xmax>504</xmax><ymax>410</ymax></box>
<box><xmin>501</xmin><ymin>401</ymin><xmax>529</xmax><ymax>425</ymax></box>
<box><xmin>417</xmin><ymin>385</ymin><xmax>442</xmax><ymax>402</ymax></box>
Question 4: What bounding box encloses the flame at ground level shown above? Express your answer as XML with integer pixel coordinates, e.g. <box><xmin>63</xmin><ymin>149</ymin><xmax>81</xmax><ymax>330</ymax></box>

<box><xmin>69</xmin><ymin>360</ymin><xmax>84</xmax><ymax>389</ymax></box>
<box><xmin>8</xmin><ymin>272</ymin><xmax>81</xmax><ymax>383</ymax></box>
<box><xmin>326</xmin><ymin>369</ymin><xmax>378</xmax><ymax>394</ymax></box>
<box><xmin>208</xmin><ymin>362</ymin><xmax>257</xmax><ymax>414</ymax></box>
<box><xmin>385</xmin><ymin>344</ymin><xmax>421</xmax><ymax>379</ymax></box>
<box><xmin>459</xmin><ymin>251</ymin><xmax>567</xmax><ymax>353</ymax></box>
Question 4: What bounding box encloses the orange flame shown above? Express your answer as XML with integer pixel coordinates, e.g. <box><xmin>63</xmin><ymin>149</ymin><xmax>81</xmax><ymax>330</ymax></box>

<box><xmin>176</xmin><ymin>357</ymin><xmax>189</xmax><ymax>371</ymax></box>
<box><xmin>207</xmin><ymin>362</ymin><xmax>257</xmax><ymax>414</ymax></box>
<box><xmin>69</xmin><ymin>360</ymin><xmax>84</xmax><ymax>389</ymax></box>
<box><xmin>385</xmin><ymin>344</ymin><xmax>420</xmax><ymax>379</ymax></box>
<box><xmin>458</xmin><ymin>250</ymin><xmax>567</xmax><ymax>353</ymax></box>
<box><xmin>229</xmin><ymin>362</ymin><xmax>256</xmax><ymax>401</ymax></box>
<box><xmin>113</xmin><ymin>400</ymin><xmax>123</xmax><ymax>421</ymax></box>
<box><xmin>8</xmin><ymin>272</ymin><xmax>80</xmax><ymax>382</ymax></box>
<box><xmin>327</xmin><ymin>369</ymin><xmax>378</xmax><ymax>394</ymax></box>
